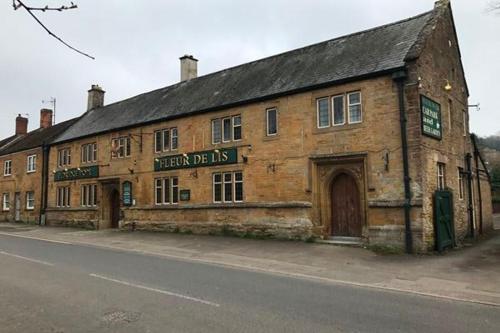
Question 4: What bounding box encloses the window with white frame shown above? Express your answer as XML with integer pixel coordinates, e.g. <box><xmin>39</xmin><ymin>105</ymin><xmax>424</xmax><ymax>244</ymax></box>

<box><xmin>154</xmin><ymin>127</ymin><xmax>178</xmax><ymax>153</ymax></box>
<box><xmin>3</xmin><ymin>160</ymin><xmax>12</xmax><ymax>176</ymax></box>
<box><xmin>212</xmin><ymin>115</ymin><xmax>242</xmax><ymax>144</ymax></box>
<box><xmin>332</xmin><ymin>95</ymin><xmax>345</xmax><ymax>125</ymax></box>
<box><xmin>154</xmin><ymin>177</ymin><xmax>179</xmax><ymax>205</ymax></box>
<box><xmin>27</xmin><ymin>155</ymin><xmax>36</xmax><ymax>173</ymax></box>
<box><xmin>213</xmin><ymin>171</ymin><xmax>243</xmax><ymax>203</ymax></box>
<box><xmin>458</xmin><ymin>167</ymin><xmax>465</xmax><ymax>200</ymax></box>
<box><xmin>26</xmin><ymin>191</ymin><xmax>35</xmax><ymax>210</ymax></box>
<box><xmin>81</xmin><ymin>143</ymin><xmax>97</xmax><ymax>164</ymax></box>
<box><xmin>56</xmin><ymin>186</ymin><xmax>71</xmax><ymax>207</ymax></box>
<box><xmin>266</xmin><ymin>108</ymin><xmax>278</xmax><ymax>136</ymax></box>
<box><xmin>111</xmin><ymin>136</ymin><xmax>131</xmax><ymax>159</ymax></box>
<box><xmin>317</xmin><ymin>98</ymin><xmax>330</xmax><ymax>128</ymax></box>
<box><xmin>348</xmin><ymin>92</ymin><xmax>362</xmax><ymax>123</ymax></box>
<box><xmin>437</xmin><ymin>163</ymin><xmax>446</xmax><ymax>191</ymax></box>
<box><xmin>57</xmin><ymin>148</ymin><xmax>71</xmax><ymax>168</ymax></box>
<box><xmin>81</xmin><ymin>184</ymin><xmax>97</xmax><ymax>207</ymax></box>
<box><xmin>2</xmin><ymin>193</ymin><xmax>9</xmax><ymax>211</ymax></box>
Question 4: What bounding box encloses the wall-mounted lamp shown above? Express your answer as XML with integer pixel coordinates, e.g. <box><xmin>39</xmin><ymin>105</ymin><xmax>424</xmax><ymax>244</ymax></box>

<box><xmin>52</xmin><ymin>170</ymin><xmax>56</xmax><ymax>174</ymax></box>
<box><xmin>77</xmin><ymin>167</ymin><xmax>81</xmax><ymax>171</ymax></box>
<box><xmin>182</xmin><ymin>153</ymin><xmax>188</xmax><ymax>158</ymax></box>
<box><xmin>214</xmin><ymin>149</ymin><xmax>220</xmax><ymax>154</ymax></box>
<box><xmin>154</xmin><ymin>158</ymin><xmax>160</xmax><ymax>162</ymax></box>
<box><xmin>242</xmin><ymin>155</ymin><xmax>248</xmax><ymax>163</ymax></box>
<box><xmin>444</xmin><ymin>79</ymin><xmax>452</xmax><ymax>91</ymax></box>
<box><xmin>64</xmin><ymin>168</ymin><xmax>68</xmax><ymax>172</ymax></box>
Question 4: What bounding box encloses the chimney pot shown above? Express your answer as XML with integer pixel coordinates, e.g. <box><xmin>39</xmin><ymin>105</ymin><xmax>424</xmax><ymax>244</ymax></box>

<box><xmin>87</xmin><ymin>84</ymin><xmax>105</xmax><ymax>111</ymax></box>
<box><xmin>180</xmin><ymin>55</ymin><xmax>198</xmax><ymax>81</ymax></box>
<box><xmin>40</xmin><ymin>108</ymin><xmax>53</xmax><ymax>129</ymax></box>
<box><xmin>15</xmin><ymin>114</ymin><xmax>28</xmax><ymax>135</ymax></box>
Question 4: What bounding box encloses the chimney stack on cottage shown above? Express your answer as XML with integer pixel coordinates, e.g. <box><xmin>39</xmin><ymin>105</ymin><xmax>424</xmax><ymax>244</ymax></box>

<box><xmin>15</xmin><ymin>114</ymin><xmax>28</xmax><ymax>135</ymax></box>
<box><xmin>87</xmin><ymin>84</ymin><xmax>105</xmax><ymax>111</ymax></box>
<box><xmin>40</xmin><ymin>108</ymin><xmax>53</xmax><ymax>129</ymax></box>
<box><xmin>180</xmin><ymin>55</ymin><xmax>198</xmax><ymax>81</ymax></box>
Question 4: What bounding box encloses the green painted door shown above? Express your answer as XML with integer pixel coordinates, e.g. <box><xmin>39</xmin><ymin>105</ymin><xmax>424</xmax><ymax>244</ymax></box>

<box><xmin>434</xmin><ymin>190</ymin><xmax>455</xmax><ymax>252</ymax></box>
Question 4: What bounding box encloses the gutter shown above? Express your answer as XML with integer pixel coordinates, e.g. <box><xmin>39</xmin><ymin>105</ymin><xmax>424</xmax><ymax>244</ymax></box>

<box><xmin>392</xmin><ymin>69</ymin><xmax>413</xmax><ymax>254</ymax></box>
<box><xmin>39</xmin><ymin>143</ymin><xmax>50</xmax><ymax>226</ymax></box>
<box><xmin>465</xmin><ymin>153</ymin><xmax>475</xmax><ymax>238</ymax></box>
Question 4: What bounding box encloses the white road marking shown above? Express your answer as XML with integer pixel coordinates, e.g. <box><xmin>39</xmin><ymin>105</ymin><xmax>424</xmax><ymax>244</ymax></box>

<box><xmin>0</xmin><ymin>250</ymin><xmax>55</xmax><ymax>266</ymax></box>
<box><xmin>0</xmin><ymin>232</ymin><xmax>72</xmax><ymax>245</ymax></box>
<box><xmin>89</xmin><ymin>273</ymin><xmax>220</xmax><ymax>307</ymax></box>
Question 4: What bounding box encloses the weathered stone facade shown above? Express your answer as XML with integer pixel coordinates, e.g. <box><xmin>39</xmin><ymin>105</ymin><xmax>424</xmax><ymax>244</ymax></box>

<box><xmin>0</xmin><ymin>147</ymin><xmax>42</xmax><ymax>224</ymax></box>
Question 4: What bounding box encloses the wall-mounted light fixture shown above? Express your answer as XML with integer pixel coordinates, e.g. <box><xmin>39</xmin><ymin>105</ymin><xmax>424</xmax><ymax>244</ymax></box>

<box><xmin>444</xmin><ymin>79</ymin><xmax>452</xmax><ymax>91</ymax></box>
<box><xmin>242</xmin><ymin>155</ymin><xmax>248</xmax><ymax>163</ymax></box>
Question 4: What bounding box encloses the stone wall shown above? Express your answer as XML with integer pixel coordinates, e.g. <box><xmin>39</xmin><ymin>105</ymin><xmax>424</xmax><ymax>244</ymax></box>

<box><xmin>0</xmin><ymin>147</ymin><xmax>43</xmax><ymax>224</ymax></box>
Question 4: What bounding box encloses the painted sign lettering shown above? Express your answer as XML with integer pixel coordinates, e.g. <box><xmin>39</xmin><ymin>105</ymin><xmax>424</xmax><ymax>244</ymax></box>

<box><xmin>421</xmin><ymin>95</ymin><xmax>442</xmax><ymax>140</ymax></box>
<box><xmin>154</xmin><ymin>148</ymin><xmax>238</xmax><ymax>171</ymax></box>
<box><xmin>54</xmin><ymin>165</ymin><xmax>99</xmax><ymax>182</ymax></box>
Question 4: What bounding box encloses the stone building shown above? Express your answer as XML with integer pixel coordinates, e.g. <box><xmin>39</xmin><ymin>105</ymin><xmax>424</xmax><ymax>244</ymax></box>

<box><xmin>1</xmin><ymin>0</ymin><xmax>493</xmax><ymax>252</ymax></box>
<box><xmin>0</xmin><ymin>110</ymin><xmax>78</xmax><ymax>224</ymax></box>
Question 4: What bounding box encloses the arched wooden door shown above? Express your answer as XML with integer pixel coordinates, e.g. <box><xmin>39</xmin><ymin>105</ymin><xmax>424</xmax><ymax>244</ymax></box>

<box><xmin>110</xmin><ymin>189</ymin><xmax>120</xmax><ymax>229</ymax></box>
<box><xmin>331</xmin><ymin>173</ymin><xmax>362</xmax><ymax>237</ymax></box>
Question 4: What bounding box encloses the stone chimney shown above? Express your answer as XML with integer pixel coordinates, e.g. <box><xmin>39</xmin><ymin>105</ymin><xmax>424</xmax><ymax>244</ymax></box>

<box><xmin>40</xmin><ymin>109</ymin><xmax>53</xmax><ymax>129</ymax></box>
<box><xmin>434</xmin><ymin>0</ymin><xmax>450</xmax><ymax>9</ymax></box>
<box><xmin>87</xmin><ymin>84</ymin><xmax>105</xmax><ymax>111</ymax></box>
<box><xmin>180</xmin><ymin>55</ymin><xmax>198</xmax><ymax>81</ymax></box>
<box><xmin>15</xmin><ymin>114</ymin><xmax>28</xmax><ymax>135</ymax></box>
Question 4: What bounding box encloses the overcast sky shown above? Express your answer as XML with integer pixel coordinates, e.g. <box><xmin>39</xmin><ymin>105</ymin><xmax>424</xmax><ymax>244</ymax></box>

<box><xmin>1</xmin><ymin>0</ymin><xmax>499</xmax><ymax>138</ymax></box>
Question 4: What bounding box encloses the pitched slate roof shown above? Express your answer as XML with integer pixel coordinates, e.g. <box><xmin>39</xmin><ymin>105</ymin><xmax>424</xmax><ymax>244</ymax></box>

<box><xmin>0</xmin><ymin>118</ymin><xmax>79</xmax><ymax>156</ymax></box>
<box><xmin>0</xmin><ymin>134</ymin><xmax>20</xmax><ymax>149</ymax></box>
<box><xmin>55</xmin><ymin>10</ymin><xmax>435</xmax><ymax>144</ymax></box>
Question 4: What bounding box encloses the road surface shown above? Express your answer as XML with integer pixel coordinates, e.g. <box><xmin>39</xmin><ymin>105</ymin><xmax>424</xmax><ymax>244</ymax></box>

<box><xmin>0</xmin><ymin>232</ymin><xmax>498</xmax><ymax>333</ymax></box>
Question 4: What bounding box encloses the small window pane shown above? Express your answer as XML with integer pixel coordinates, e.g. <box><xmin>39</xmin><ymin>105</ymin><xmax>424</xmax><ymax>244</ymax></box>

<box><xmin>223</xmin><ymin>118</ymin><xmax>231</xmax><ymax>142</ymax></box>
<box><xmin>214</xmin><ymin>174</ymin><xmax>222</xmax><ymax>183</ymax></box>
<box><xmin>317</xmin><ymin>98</ymin><xmax>329</xmax><ymax>127</ymax></box>
<box><xmin>233</xmin><ymin>116</ymin><xmax>242</xmax><ymax>140</ymax></box>
<box><xmin>155</xmin><ymin>131</ymin><xmax>162</xmax><ymax>152</ymax></box>
<box><xmin>171</xmin><ymin>128</ymin><xmax>178</xmax><ymax>150</ymax></box>
<box><xmin>163</xmin><ymin>178</ymin><xmax>170</xmax><ymax>204</ymax></box>
<box><xmin>163</xmin><ymin>130</ymin><xmax>170</xmax><ymax>151</ymax></box>
<box><xmin>212</xmin><ymin>119</ymin><xmax>222</xmax><ymax>144</ymax></box>
<box><xmin>267</xmin><ymin>109</ymin><xmax>277</xmax><ymax>135</ymax></box>
<box><xmin>333</xmin><ymin>96</ymin><xmax>345</xmax><ymax>125</ymax></box>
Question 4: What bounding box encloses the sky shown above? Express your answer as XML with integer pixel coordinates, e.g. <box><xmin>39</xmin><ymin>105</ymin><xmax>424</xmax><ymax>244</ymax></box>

<box><xmin>1</xmin><ymin>0</ymin><xmax>499</xmax><ymax>138</ymax></box>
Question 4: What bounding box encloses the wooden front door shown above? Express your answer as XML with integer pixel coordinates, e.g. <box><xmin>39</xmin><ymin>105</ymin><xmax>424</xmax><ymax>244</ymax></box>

<box><xmin>331</xmin><ymin>173</ymin><xmax>362</xmax><ymax>237</ymax></box>
<box><xmin>110</xmin><ymin>189</ymin><xmax>120</xmax><ymax>228</ymax></box>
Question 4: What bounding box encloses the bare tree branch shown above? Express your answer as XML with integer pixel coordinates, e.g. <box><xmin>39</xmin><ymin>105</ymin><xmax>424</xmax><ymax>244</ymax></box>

<box><xmin>13</xmin><ymin>1</ymin><xmax>78</xmax><ymax>12</ymax></box>
<box><xmin>13</xmin><ymin>0</ymin><xmax>94</xmax><ymax>60</ymax></box>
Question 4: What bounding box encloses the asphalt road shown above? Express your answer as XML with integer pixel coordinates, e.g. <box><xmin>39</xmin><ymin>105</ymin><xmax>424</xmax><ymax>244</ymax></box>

<box><xmin>0</xmin><ymin>233</ymin><xmax>498</xmax><ymax>333</ymax></box>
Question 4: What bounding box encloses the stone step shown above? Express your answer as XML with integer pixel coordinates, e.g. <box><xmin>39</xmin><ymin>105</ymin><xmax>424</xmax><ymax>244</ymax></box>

<box><xmin>317</xmin><ymin>236</ymin><xmax>363</xmax><ymax>246</ymax></box>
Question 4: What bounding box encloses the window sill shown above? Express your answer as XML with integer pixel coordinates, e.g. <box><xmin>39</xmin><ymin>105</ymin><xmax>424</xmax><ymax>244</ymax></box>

<box><xmin>312</xmin><ymin>122</ymin><xmax>365</xmax><ymax>135</ymax></box>
<box><xmin>263</xmin><ymin>134</ymin><xmax>280</xmax><ymax>142</ymax></box>
<box><xmin>27</xmin><ymin>171</ymin><xmax>36</xmax><ymax>174</ymax></box>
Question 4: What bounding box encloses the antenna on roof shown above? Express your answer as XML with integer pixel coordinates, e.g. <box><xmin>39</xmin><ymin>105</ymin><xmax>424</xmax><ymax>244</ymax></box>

<box><xmin>42</xmin><ymin>97</ymin><xmax>56</xmax><ymax>124</ymax></box>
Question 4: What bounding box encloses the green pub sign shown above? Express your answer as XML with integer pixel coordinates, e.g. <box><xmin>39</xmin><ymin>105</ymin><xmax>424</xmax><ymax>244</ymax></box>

<box><xmin>420</xmin><ymin>95</ymin><xmax>442</xmax><ymax>140</ymax></box>
<box><xmin>154</xmin><ymin>148</ymin><xmax>238</xmax><ymax>172</ymax></box>
<box><xmin>123</xmin><ymin>181</ymin><xmax>133</xmax><ymax>206</ymax></box>
<box><xmin>54</xmin><ymin>165</ymin><xmax>99</xmax><ymax>182</ymax></box>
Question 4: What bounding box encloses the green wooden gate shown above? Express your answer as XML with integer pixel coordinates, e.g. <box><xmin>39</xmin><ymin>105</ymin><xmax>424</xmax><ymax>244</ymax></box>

<box><xmin>434</xmin><ymin>190</ymin><xmax>455</xmax><ymax>252</ymax></box>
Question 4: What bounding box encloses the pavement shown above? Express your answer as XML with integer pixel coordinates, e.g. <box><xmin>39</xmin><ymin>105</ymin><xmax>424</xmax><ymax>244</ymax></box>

<box><xmin>1</xmin><ymin>216</ymin><xmax>500</xmax><ymax>308</ymax></box>
<box><xmin>1</xmin><ymin>222</ymin><xmax>500</xmax><ymax>333</ymax></box>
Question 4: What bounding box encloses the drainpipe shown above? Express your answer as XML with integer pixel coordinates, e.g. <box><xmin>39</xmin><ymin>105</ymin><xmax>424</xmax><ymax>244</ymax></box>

<box><xmin>473</xmin><ymin>148</ymin><xmax>483</xmax><ymax>235</ymax></box>
<box><xmin>465</xmin><ymin>153</ymin><xmax>474</xmax><ymax>238</ymax></box>
<box><xmin>393</xmin><ymin>70</ymin><xmax>413</xmax><ymax>254</ymax></box>
<box><xmin>39</xmin><ymin>143</ymin><xmax>50</xmax><ymax>226</ymax></box>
